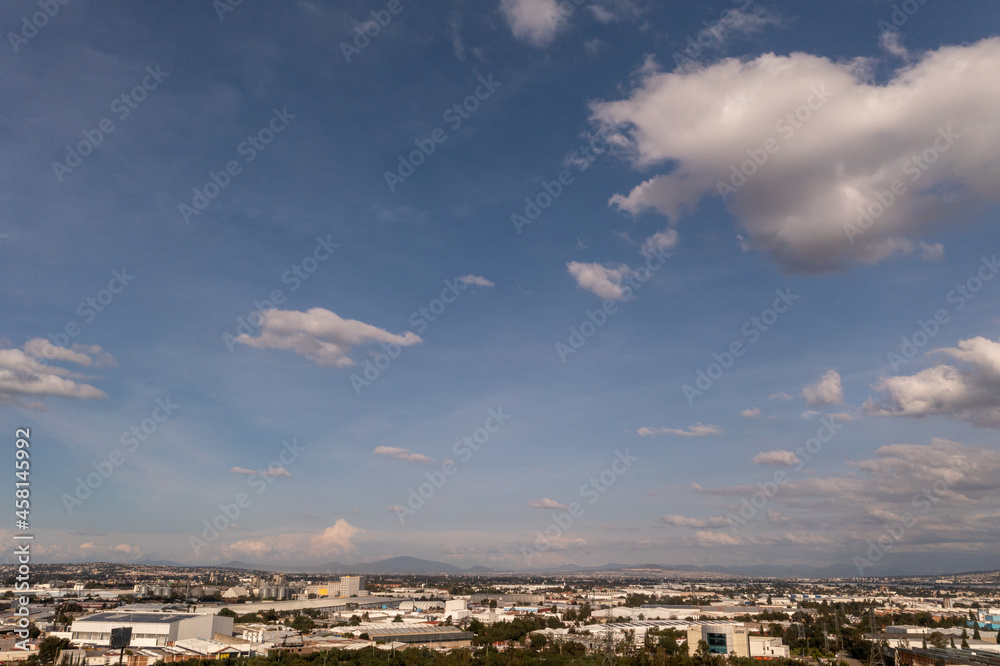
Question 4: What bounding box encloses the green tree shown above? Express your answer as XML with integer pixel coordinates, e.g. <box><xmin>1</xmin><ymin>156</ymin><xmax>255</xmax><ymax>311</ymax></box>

<box><xmin>961</xmin><ymin>638</ymin><xmax>969</xmax><ymax>649</ymax></box>
<box><xmin>37</xmin><ymin>637</ymin><xmax>71</xmax><ymax>664</ymax></box>
<box><xmin>973</xmin><ymin>625</ymin><xmax>981</xmax><ymax>640</ymax></box>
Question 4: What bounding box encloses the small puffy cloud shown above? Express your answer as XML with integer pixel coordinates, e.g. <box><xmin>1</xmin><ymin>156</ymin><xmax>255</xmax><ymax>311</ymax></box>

<box><xmin>865</xmin><ymin>336</ymin><xmax>1000</xmax><ymax>427</ymax></box>
<box><xmin>919</xmin><ymin>242</ymin><xmax>945</xmax><ymax>261</ymax></box>
<box><xmin>661</xmin><ymin>514</ymin><xmax>730</xmax><ymax>528</ymax></box>
<box><xmin>567</xmin><ymin>261</ymin><xmax>634</xmax><ymax>300</ymax></box>
<box><xmin>753</xmin><ymin>450</ymin><xmax>800</xmax><ymax>466</ymax></box>
<box><xmin>638</xmin><ymin>423</ymin><xmax>724</xmax><ymax>437</ymax></box>
<box><xmin>0</xmin><ymin>339</ymin><xmax>113</xmax><ymax>406</ymax></box>
<box><xmin>741</xmin><ymin>407</ymin><xmax>761</xmax><ymax>418</ymax></box>
<box><xmin>769</xmin><ymin>392</ymin><xmax>792</xmax><ymax>401</ymax></box>
<box><xmin>235</xmin><ymin>308</ymin><xmax>421</xmax><ymax>368</ymax></box>
<box><xmin>590</xmin><ymin>39</ymin><xmax>1000</xmax><ymax>273</ymax></box>
<box><xmin>458</xmin><ymin>275</ymin><xmax>495</xmax><ymax>287</ymax></box>
<box><xmin>640</xmin><ymin>227</ymin><xmax>678</xmax><ymax>257</ymax></box>
<box><xmin>374</xmin><ymin>446</ymin><xmax>434</xmax><ymax>464</ymax></box>
<box><xmin>499</xmin><ymin>0</ymin><xmax>562</xmax><ymax>47</ymax></box>
<box><xmin>803</xmin><ymin>369</ymin><xmax>844</xmax><ymax>406</ymax></box>
<box><xmin>766</xmin><ymin>510</ymin><xmax>790</xmax><ymax>523</ymax></box>
<box><xmin>529</xmin><ymin>497</ymin><xmax>568</xmax><ymax>510</ymax></box>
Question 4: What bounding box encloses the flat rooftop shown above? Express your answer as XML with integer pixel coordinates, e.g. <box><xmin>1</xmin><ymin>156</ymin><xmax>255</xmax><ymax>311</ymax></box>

<box><xmin>76</xmin><ymin>612</ymin><xmax>199</xmax><ymax>624</ymax></box>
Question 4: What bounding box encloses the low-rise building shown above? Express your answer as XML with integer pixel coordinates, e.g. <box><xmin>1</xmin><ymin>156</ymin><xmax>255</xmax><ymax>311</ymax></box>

<box><xmin>687</xmin><ymin>622</ymin><xmax>750</xmax><ymax>657</ymax></box>
<box><xmin>69</xmin><ymin>611</ymin><xmax>233</xmax><ymax>648</ymax></box>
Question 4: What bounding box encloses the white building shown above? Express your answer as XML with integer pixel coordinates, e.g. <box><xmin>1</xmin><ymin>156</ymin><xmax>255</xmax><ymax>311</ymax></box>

<box><xmin>749</xmin><ymin>636</ymin><xmax>790</xmax><ymax>658</ymax></box>
<box><xmin>241</xmin><ymin>624</ymin><xmax>301</xmax><ymax>645</ymax></box>
<box><xmin>69</xmin><ymin>611</ymin><xmax>233</xmax><ymax>648</ymax></box>
<box><xmin>340</xmin><ymin>576</ymin><xmax>365</xmax><ymax>597</ymax></box>
<box><xmin>687</xmin><ymin>623</ymin><xmax>750</xmax><ymax>657</ymax></box>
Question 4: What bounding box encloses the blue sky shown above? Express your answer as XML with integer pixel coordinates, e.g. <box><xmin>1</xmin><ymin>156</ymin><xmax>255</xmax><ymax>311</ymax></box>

<box><xmin>2</xmin><ymin>0</ymin><xmax>1000</xmax><ymax>574</ymax></box>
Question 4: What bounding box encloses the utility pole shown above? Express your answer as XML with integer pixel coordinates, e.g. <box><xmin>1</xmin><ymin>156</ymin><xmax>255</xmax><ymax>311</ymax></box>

<box><xmin>602</xmin><ymin>630</ymin><xmax>616</xmax><ymax>666</ymax></box>
<box><xmin>869</xmin><ymin>607</ymin><xmax>886</xmax><ymax>666</ymax></box>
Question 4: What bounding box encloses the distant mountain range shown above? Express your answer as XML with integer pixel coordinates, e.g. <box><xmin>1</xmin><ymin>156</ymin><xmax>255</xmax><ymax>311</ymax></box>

<box><xmin>157</xmin><ymin>556</ymin><xmax>857</xmax><ymax>578</ymax></box>
<box><xmin>128</xmin><ymin>555</ymin><xmax>990</xmax><ymax>579</ymax></box>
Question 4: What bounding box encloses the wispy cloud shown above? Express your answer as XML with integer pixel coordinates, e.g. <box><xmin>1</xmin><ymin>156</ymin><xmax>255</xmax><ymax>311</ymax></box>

<box><xmin>529</xmin><ymin>497</ymin><xmax>568</xmax><ymax>509</ymax></box>
<box><xmin>374</xmin><ymin>446</ymin><xmax>434</xmax><ymax>464</ymax></box>
<box><xmin>638</xmin><ymin>423</ymin><xmax>724</xmax><ymax>437</ymax></box>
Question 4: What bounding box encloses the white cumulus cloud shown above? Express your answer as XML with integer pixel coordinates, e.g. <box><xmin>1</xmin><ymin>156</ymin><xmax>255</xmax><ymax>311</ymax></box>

<box><xmin>0</xmin><ymin>339</ymin><xmax>114</xmax><ymax>407</ymax></box>
<box><xmin>803</xmin><ymin>369</ymin><xmax>844</xmax><ymax>406</ymax></box>
<box><xmin>499</xmin><ymin>0</ymin><xmax>562</xmax><ymax>47</ymax></box>
<box><xmin>865</xmin><ymin>336</ymin><xmax>1000</xmax><ymax>427</ymax></box>
<box><xmin>753</xmin><ymin>450</ymin><xmax>800</xmax><ymax>466</ymax></box>
<box><xmin>590</xmin><ymin>39</ymin><xmax>1000</xmax><ymax>273</ymax></box>
<box><xmin>566</xmin><ymin>261</ymin><xmax>635</xmax><ymax>300</ymax></box>
<box><xmin>235</xmin><ymin>308</ymin><xmax>421</xmax><ymax>368</ymax></box>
